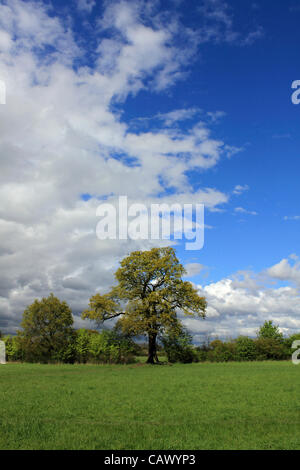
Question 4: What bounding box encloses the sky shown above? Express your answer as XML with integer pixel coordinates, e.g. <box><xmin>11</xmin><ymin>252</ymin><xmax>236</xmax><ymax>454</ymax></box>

<box><xmin>0</xmin><ymin>0</ymin><xmax>300</xmax><ymax>341</ymax></box>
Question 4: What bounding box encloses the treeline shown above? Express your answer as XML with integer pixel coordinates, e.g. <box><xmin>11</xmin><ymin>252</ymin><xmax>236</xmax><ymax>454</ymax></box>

<box><xmin>1</xmin><ymin>293</ymin><xmax>298</xmax><ymax>365</ymax></box>
<box><xmin>3</xmin><ymin>329</ymin><xmax>137</xmax><ymax>364</ymax></box>
<box><xmin>163</xmin><ymin>321</ymin><xmax>300</xmax><ymax>363</ymax></box>
<box><xmin>1</xmin><ymin>294</ymin><xmax>136</xmax><ymax>364</ymax></box>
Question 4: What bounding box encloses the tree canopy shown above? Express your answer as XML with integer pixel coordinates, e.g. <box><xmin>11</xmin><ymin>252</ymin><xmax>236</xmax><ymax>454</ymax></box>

<box><xmin>82</xmin><ymin>247</ymin><xmax>206</xmax><ymax>363</ymax></box>
<box><xmin>19</xmin><ymin>293</ymin><xmax>75</xmax><ymax>362</ymax></box>
<box><xmin>257</xmin><ymin>320</ymin><xmax>283</xmax><ymax>342</ymax></box>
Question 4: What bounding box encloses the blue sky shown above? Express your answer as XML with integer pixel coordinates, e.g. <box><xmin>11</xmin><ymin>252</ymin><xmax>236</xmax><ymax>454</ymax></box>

<box><xmin>0</xmin><ymin>0</ymin><xmax>300</xmax><ymax>339</ymax></box>
<box><xmin>104</xmin><ymin>0</ymin><xmax>300</xmax><ymax>284</ymax></box>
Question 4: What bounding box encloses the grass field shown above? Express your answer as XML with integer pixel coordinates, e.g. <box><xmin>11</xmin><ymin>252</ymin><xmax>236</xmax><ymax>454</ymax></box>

<box><xmin>1</xmin><ymin>361</ymin><xmax>300</xmax><ymax>450</ymax></box>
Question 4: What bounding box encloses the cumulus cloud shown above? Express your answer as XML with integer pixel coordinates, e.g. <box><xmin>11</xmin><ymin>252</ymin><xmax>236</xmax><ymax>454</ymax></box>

<box><xmin>180</xmin><ymin>258</ymin><xmax>300</xmax><ymax>342</ymax></box>
<box><xmin>267</xmin><ymin>258</ymin><xmax>300</xmax><ymax>286</ymax></box>
<box><xmin>0</xmin><ymin>0</ymin><xmax>262</xmax><ymax>334</ymax></box>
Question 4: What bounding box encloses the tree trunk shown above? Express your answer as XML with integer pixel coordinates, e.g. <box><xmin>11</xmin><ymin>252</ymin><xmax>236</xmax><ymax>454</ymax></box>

<box><xmin>146</xmin><ymin>333</ymin><xmax>159</xmax><ymax>364</ymax></box>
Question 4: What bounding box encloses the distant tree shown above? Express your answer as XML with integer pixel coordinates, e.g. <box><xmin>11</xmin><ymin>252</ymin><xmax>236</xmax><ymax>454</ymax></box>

<box><xmin>254</xmin><ymin>338</ymin><xmax>288</xmax><ymax>361</ymax></box>
<box><xmin>257</xmin><ymin>321</ymin><xmax>283</xmax><ymax>342</ymax></box>
<box><xmin>235</xmin><ymin>336</ymin><xmax>257</xmax><ymax>361</ymax></box>
<box><xmin>207</xmin><ymin>339</ymin><xmax>236</xmax><ymax>363</ymax></box>
<box><xmin>18</xmin><ymin>293</ymin><xmax>75</xmax><ymax>363</ymax></box>
<box><xmin>82</xmin><ymin>247</ymin><xmax>206</xmax><ymax>364</ymax></box>
<box><xmin>161</xmin><ymin>327</ymin><xmax>197</xmax><ymax>363</ymax></box>
<box><xmin>209</xmin><ymin>339</ymin><xmax>223</xmax><ymax>350</ymax></box>
<box><xmin>285</xmin><ymin>333</ymin><xmax>300</xmax><ymax>349</ymax></box>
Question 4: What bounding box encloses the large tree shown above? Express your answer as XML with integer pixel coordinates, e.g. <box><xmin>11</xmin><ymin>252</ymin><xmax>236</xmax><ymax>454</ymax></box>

<box><xmin>19</xmin><ymin>293</ymin><xmax>75</xmax><ymax>362</ymax></box>
<box><xmin>82</xmin><ymin>247</ymin><xmax>206</xmax><ymax>364</ymax></box>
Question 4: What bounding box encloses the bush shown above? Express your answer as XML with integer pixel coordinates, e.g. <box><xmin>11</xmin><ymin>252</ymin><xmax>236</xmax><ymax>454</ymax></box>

<box><xmin>195</xmin><ymin>346</ymin><xmax>209</xmax><ymax>362</ymax></box>
<box><xmin>195</xmin><ymin>333</ymin><xmax>290</xmax><ymax>363</ymax></box>
<box><xmin>235</xmin><ymin>336</ymin><xmax>257</xmax><ymax>361</ymax></box>
<box><xmin>75</xmin><ymin>329</ymin><xmax>94</xmax><ymax>363</ymax></box>
<box><xmin>254</xmin><ymin>337</ymin><xmax>289</xmax><ymax>361</ymax></box>
<box><xmin>162</xmin><ymin>329</ymin><xmax>198</xmax><ymax>363</ymax></box>
<box><xmin>3</xmin><ymin>335</ymin><xmax>23</xmax><ymax>362</ymax></box>
<box><xmin>206</xmin><ymin>340</ymin><xmax>237</xmax><ymax>363</ymax></box>
<box><xmin>74</xmin><ymin>329</ymin><xmax>136</xmax><ymax>364</ymax></box>
<box><xmin>284</xmin><ymin>333</ymin><xmax>300</xmax><ymax>350</ymax></box>
<box><xmin>3</xmin><ymin>328</ymin><xmax>136</xmax><ymax>364</ymax></box>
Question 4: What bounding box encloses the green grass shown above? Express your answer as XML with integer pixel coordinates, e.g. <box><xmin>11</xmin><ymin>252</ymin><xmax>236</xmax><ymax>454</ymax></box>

<box><xmin>1</xmin><ymin>361</ymin><xmax>300</xmax><ymax>450</ymax></box>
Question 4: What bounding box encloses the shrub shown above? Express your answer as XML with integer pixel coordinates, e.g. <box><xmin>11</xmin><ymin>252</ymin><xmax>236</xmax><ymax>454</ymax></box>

<box><xmin>206</xmin><ymin>340</ymin><xmax>237</xmax><ymax>363</ymax></box>
<box><xmin>3</xmin><ymin>335</ymin><xmax>23</xmax><ymax>362</ymax></box>
<box><xmin>75</xmin><ymin>329</ymin><xmax>136</xmax><ymax>364</ymax></box>
<box><xmin>235</xmin><ymin>336</ymin><xmax>257</xmax><ymax>361</ymax></box>
<box><xmin>162</xmin><ymin>329</ymin><xmax>198</xmax><ymax>363</ymax></box>
<box><xmin>284</xmin><ymin>333</ymin><xmax>300</xmax><ymax>350</ymax></box>
<box><xmin>254</xmin><ymin>337</ymin><xmax>289</xmax><ymax>361</ymax></box>
<box><xmin>195</xmin><ymin>346</ymin><xmax>209</xmax><ymax>362</ymax></box>
<box><xmin>75</xmin><ymin>329</ymin><xmax>94</xmax><ymax>363</ymax></box>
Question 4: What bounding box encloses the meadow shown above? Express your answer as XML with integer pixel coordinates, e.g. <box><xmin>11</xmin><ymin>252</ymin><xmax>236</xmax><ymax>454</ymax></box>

<box><xmin>0</xmin><ymin>361</ymin><xmax>300</xmax><ymax>450</ymax></box>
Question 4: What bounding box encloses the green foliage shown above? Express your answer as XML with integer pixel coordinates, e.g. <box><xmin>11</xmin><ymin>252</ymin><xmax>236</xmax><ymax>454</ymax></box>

<box><xmin>83</xmin><ymin>247</ymin><xmax>206</xmax><ymax>364</ymax></box>
<box><xmin>75</xmin><ymin>328</ymin><xmax>92</xmax><ymax>363</ymax></box>
<box><xmin>18</xmin><ymin>293</ymin><xmax>75</xmax><ymax>363</ymax></box>
<box><xmin>3</xmin><ymin>335</ymin><xmax>23</xmax><ymax>361</ymax></box>
<box><xmin>74</xmin><ymin>329</ymin><xmax>136</xmax><ymax>364</ymax></box>
<box><xmin>235</xmin><ymin>336</ymin><xmax>257</xmax><ymax>361</ymax></box>
<box><xmin>206</xmin><ymin>339</ymin><xmax>237</xmax><ymax>363</ymax></box>
<box><xmin>257</xmin><ymin>321</ymin><xmax>283</xmax><ymax>342</ymax></box>
<box><xmin>4</xmin><ymin>327</ymin><xmax>136</xmax><ymax>365</ymax></box>
<box><xmin>254</xmin><ymin>338</ymin><xmax>290</xmax><ymax>361</ymax></box>
<box><xmin>284</xmin><ymin>333</ymin><xmax>300</xmax><ymax>350</ymax></box>
<box><xmin>195</xmin><ymin>322</ymin><xmax>292</xmax><ymax>363</ymax></box>
<box><xmin>161</xmin><ymin>327</ymin><xmax>198</xmax><ymax>363</ymax></box>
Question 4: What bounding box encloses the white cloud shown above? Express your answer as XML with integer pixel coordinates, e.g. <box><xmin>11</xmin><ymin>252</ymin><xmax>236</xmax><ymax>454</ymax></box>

<box><xmin>0</xmin><ymin>0</ymin><xmax>261</xmax><ymax>334</ymax></box>
<box><xmin>233</xmin><ymin>184</ymin><xmax>249</xmax><ymax>195</ymax></box>
<box><xmin>184</xmin><ymin>263</ymin><xmax>204</xmax><ymax>277</ymax></box>
<box><xmin>197</xmin><ymin>0</ymin><xmax>263</xmax><ymax>46</ymax></box>
<box><xmin>96</xmin><ymin>0</ymin><xmax>199</xmax><ymax>95</ymax></box>
<box><xmin>0</xmin><ymin>0</ymin><xmax>80</xmax><ymax>64</ymax></box>
<box><xmin>234</xmin><ymin>207</ymin><xmax>258</xmax><ymax>216</ymax></box>
<box><xmin>267</xmin><ymin>258</ymin><xmax>300</xmax><ymax>286</ymax></box>
<box><xmin>224</xmin><ymin>144</ymin><xmax>244</xmax><ymax>158</ymax></box>
<box><xmin>156</xmin><ymin>108</ymin><xmax>201</xmax><ymax>126</ymax></box>
<box><xmin>180</xmin><ymin>258</ymin><xmax>300</xmax><ymax>341</ymax></box>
